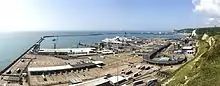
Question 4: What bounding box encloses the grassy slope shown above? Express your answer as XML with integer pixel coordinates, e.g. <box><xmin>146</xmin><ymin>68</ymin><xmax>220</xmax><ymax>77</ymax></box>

<box><xmin>163</xmin><ymin>35</ymin><xmax>220</xmax><ymax>86</ymax></box>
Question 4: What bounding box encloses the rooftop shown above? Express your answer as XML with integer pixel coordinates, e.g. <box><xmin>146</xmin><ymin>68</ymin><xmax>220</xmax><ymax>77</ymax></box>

<box><xmin>70</xmin><ymin>77</ymin><xmax>110</xmax><ymax>86</ymax></box>
<box><xmin>107</xmin><ymin>76</ymin><xmax>125</xmax><ymax>84</ymax></box>
<box><xmin>182</xmin><ymin>46</ymin><xmax>193</xmax><ymax>50</ymax></box>
<box><xmin>38</xmin><ymin>48</ymin><xmax>96</xmax><ymax>53</ymax></box>
<box><xmin>28</xmin><ymin>65</ymin><xmax>73</xmax><ymax>72</ymax></box>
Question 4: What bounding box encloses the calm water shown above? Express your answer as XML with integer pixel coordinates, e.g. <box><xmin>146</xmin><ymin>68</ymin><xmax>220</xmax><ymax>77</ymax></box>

<box><xmin>0</xmin><ymin>31</ymin><xmax>183</xmax><ymax>70</ymax></box>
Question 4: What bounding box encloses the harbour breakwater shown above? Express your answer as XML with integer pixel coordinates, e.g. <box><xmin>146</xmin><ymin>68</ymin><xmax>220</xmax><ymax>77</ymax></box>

<box><xmin>0</xmin><ymin>37</ymin><xmax>44</xmax><ymax>74</ymax></box>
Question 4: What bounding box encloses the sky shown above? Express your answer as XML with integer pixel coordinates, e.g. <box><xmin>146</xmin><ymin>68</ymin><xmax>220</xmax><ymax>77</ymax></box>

<box><xmin>0</xmin><ymin>0</ymin><xmax>219</xmax><ymax>31</ymax></box>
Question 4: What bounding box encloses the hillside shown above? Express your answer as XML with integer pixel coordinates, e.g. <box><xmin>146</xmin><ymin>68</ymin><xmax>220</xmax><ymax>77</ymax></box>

<box><xmin>174</xmin><ymin>28</ymin><xmax>195</xmax><ymax>33</ymax></box>
<box><xmin>196</xmin><ymin>27</ymin><xmax>220</xmax><ymax>36</ymax></box>
<box><xmin>175</xmin><ymin>27</ymin><xmax>220</xmax><ymax>36</ymax></box>
<box><xmin>162</xmin><ymin>28</ymin><xmax>220</xmax><ymax>86</ymax></box>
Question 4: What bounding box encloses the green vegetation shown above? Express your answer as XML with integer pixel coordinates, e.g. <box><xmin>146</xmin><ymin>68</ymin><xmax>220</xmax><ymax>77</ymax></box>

<box><xmin>175</xmin><ymin>27</ymin><xmax>220</xmax><ymax>39</ymax></box>
<box><xmin>196</xmin><ymin>27</ymin><xmax>220</xmax><ymax>36</ymax></box>
<box><xmin>174</xmin><ymin>28</ymin><xmax>195</xmax><ymax>33</ymax></box>
<box><xmin>163</xmin><ymin>40</ymin><xmax>209</xmax><ymax>86</ymax></box>
<box><xmin>162</xmin><ymin>28</ymin><xmax>220</xmax><ymax>86</ymax></box>
<box><xmin>175</xmin><ymin>27</ymin><xmax>220</xmax><ymax>36</ymax></box>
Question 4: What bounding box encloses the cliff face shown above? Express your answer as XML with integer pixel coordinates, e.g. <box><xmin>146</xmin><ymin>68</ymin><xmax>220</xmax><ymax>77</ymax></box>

<box><xmin>201</xmin><ymin>34</ymin><xmax>215</xmax><ymax>47</ymax></box>
<box><xmin>201</xmin><ymin>34</ymin><xmax>209</xmax><ymax>41</ymax></box>
<box><xmin>162</xmin><ymin>34</ymin><xmax>220</xmax><ymax>86</ymax></box>
<box><xmin>206</xmin><ymin>36</ymin><xmax>215</xmax><ymax>47</ymax></box>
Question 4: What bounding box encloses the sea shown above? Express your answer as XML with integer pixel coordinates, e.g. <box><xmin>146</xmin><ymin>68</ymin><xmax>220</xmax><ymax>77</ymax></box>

<box><xmin>0</xmin><ymin>31</ymin><xmax>183</xmax><ymax>70</ymax></box>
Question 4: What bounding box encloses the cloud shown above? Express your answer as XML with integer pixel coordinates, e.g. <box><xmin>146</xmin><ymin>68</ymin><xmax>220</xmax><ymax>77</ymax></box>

<box><xmin>0</xmin><ymin>0</ymin><xmax>44</xmax><ymax>31</ymax></box>
<box><xmin>193</xmin><ymin>0</ymin><xmax>220</xmax><ymax>25</ymax></box>
<box><xmin>209</xmin><ymin>18</ymin><xmax>215</xmax><ymax>21</ymax></box>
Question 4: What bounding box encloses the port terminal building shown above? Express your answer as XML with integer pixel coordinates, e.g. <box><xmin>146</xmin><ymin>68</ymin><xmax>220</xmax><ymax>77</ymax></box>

<box><xmin>37</xmin><ymin>48</ymin><xmax>97</xmax><ymax>56</ymax></box>
<box><xmin>28</xmin><ymin>61</ymin><xmax>104</xmax><ymax>75</ymax></box>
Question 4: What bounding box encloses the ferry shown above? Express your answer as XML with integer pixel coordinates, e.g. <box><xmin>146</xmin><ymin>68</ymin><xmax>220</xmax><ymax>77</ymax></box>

<box><xmin>102</xmin><ymin>36</ymin><xmax>132</xmax><ymax>44</ymax></box>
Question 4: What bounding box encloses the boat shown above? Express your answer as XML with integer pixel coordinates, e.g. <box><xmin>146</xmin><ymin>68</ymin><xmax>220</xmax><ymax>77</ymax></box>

<box><xmin>102</xmin><ymin>36</ymin><xmax>132</xmax><ymax>44</ymax></box>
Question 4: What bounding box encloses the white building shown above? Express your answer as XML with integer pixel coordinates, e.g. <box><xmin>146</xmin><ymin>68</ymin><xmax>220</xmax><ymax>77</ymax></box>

<box><xmin>69</xmin><ymin>77</ymin><xmax>110</xmax><ymax>86</ymax></box>
<box><xmin>28</xmin><ymin>65</ymin><xmax>73</xmax><ymax>72</ymax></box>
<box><xmin>182</xmin><ymin>46</ymin><xmax>194</xmax><ymax>54</ymax></box>
<box><xmin>107</xmin><ymin>76</ymin><xmax>126</xmax><ymax>85</ymax></box>
<box><xmin>182</xmin><ymin>46</ymin><xmax>193</xmax><ymax>50</ymax></box>
<box><xmin>70</xmin><ymin>75</ymin><xmax>126</xmax><ymax>86</ymax></box>
<box><xmin>186</xmin><ymin>50</ymin><xmax>194</xmax><ymax>54</ymax></box>
<box><xmin>38</xmin><ymin>48</ymin><xmax>97</xmax><ymax>57</ymax></box>
<box><xmin>97</xmin><ymin>49</ymin><xmax>114</xmax><ymax>55</ymax></box>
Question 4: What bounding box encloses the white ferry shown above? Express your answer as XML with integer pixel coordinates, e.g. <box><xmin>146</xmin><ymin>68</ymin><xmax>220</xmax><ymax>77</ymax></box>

<box><xmin>102</xmin><ymin>36</ymin><xmax>132</xmax><ymax>44</ymax></box>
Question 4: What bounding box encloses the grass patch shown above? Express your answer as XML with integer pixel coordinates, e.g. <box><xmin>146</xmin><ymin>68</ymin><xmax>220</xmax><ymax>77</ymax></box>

<box><xmin>163</xmin><ymin>36</ymin><xmax>220</xmax><ymax>86</ymax></box>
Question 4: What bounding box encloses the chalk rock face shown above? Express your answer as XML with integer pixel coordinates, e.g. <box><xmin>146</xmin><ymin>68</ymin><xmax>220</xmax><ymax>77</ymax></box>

<box><xmin>201</xmin><ymin>34</ymin><xmax>209</xmax><ymax>40</ymax></box>
<box><xmin>201</xmin><ymin>33</ymin><xmax>215</xmax><ymax>47</ymax></box>
<box><xmin>207</xmin><ymin>37</ymin><xmax>215</xmax><ymax>47</ymax></box>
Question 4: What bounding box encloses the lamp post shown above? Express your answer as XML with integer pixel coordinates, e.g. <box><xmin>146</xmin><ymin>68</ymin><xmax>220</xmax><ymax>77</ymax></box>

<box><xmin>116</xmin><ymin>55</ymin><xmax>120</xmax><ymax>86</ymax></box>
<box><xmin>52</xmin><ymin>38</ymin><xmax>57</xmax><ymax>49</ymax></box>
<box><xmin>52</xmin><ymin>37</ymin><xmax>58</xmax><ymax>56</ymax></box>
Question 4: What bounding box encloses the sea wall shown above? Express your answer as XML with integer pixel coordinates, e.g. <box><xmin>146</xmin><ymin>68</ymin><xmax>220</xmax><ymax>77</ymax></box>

<box><xmin>0</xmin><ymin>37</ymin><xmax>44</xmax><ymax>74</ymax></box>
